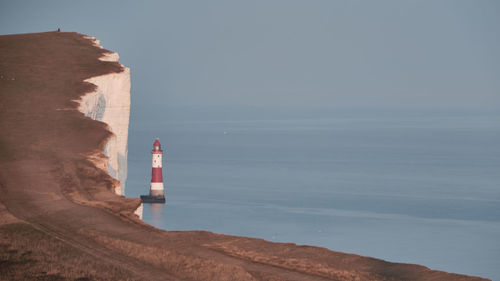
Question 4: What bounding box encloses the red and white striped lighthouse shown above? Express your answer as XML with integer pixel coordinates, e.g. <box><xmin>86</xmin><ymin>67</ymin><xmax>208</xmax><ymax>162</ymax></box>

<box><xmin>149</xmin><ymin>139</ymin><xmax>165</xmax><ymax>197</ymax></box>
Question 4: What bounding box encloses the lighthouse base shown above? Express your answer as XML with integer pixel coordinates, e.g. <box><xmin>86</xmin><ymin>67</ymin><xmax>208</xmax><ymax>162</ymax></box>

<box><xmin>140</xmin><ymin>195</ymin><xmax>166</xmax><ymax>204</ymax></box>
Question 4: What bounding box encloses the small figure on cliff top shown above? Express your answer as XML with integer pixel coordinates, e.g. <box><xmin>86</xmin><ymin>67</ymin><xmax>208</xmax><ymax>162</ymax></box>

<box><xmin>57</xmin><ymin>28</ymin><xmax>60</xmax><ymax>32</ymax></box>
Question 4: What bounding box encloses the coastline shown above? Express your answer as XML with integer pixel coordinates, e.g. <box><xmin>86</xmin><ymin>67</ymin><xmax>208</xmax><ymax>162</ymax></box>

<box><xmin>0</xmin><ymin>31</ymin><xmax>489</xmax><ymax>281</ymax></box>
<box><xmin>78</xmin><ymin>35</ymin><xmax>131</xmax><ymax>196</ymax></box>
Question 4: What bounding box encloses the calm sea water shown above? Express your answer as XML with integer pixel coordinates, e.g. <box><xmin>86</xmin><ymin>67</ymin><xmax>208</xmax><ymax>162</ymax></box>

<box><xmin>126</xmin><ymin>108</ymin><xmax>500</xmax><ymax>280</ymax></box>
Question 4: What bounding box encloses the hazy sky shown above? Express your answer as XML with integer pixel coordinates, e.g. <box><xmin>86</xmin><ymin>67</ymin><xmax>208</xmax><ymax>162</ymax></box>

<box><xmin>1</xmin><ymin>1</ymin><xmax>499</xmax><ymax>113</ymax></box>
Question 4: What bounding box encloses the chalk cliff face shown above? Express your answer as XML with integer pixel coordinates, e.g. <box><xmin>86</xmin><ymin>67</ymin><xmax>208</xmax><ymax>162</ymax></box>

<box><xmin>78</xmin><ymin>37</ymin><xmax>130</xmax><ymax>195</ymax></box>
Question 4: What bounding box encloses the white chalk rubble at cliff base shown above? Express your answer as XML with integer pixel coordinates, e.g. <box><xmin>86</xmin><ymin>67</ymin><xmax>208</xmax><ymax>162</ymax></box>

<box><xmin>77</xmin><ymin>36</ymin><xmax>130</xmax><ymax>196</ymax></box>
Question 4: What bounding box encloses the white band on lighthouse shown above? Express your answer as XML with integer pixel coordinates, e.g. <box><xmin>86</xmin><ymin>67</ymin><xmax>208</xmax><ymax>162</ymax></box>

<box><xmin>152</xmin><ymin>153</ymin><xmax>162</xmax><ymax>168</ymax></box>
<box><xmin>150</xmin><ymin>182</ymin><xmax>164</xmax><ymax>190</ymax></box>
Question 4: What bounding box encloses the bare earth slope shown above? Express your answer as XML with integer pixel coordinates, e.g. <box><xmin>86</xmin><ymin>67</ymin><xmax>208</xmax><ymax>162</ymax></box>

<box><xmin>0</xmin><ymin>31</ymin><xmax>489</xmax><ymax>281</ymax></box>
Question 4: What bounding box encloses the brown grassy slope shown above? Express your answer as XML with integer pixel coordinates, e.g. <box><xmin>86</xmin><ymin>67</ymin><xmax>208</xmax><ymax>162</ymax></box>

<box><xmin>0</xmin><ymin>31</ymin><xmax>490</xmax><ymax>281</ymax></box>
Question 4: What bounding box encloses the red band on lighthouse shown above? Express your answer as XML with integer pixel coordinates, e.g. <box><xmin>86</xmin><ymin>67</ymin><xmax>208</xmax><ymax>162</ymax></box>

<box><xmin>151</xmin><ymin>167</ymin><xmax>163</xmax><ymax>182</ymax></box>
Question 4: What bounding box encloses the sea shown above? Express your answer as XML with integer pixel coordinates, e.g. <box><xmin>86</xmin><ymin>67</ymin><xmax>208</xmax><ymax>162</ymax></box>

<box><xmin>126</xmin><ymin>107</ymin><xmax>500</xmax><ymax>280</ymax></box>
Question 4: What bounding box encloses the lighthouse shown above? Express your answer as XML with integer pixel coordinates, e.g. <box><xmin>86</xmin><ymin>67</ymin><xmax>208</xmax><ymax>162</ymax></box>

<box><xmin>140</xmin><ymin>139</ymin><xmax>166</xmax><ymax>203</ymax></box>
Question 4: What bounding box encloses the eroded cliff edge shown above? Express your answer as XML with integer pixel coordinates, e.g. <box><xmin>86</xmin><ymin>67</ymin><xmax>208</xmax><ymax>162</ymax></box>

<box><xmin>0</xmin><ymin>31</ymin><xmax>490</xmax><ymax>281</ymax></box>
<box><xmin>78</xmin><ymin>36</ymin><xmax>130</xmax><ymax>196</ymax></box>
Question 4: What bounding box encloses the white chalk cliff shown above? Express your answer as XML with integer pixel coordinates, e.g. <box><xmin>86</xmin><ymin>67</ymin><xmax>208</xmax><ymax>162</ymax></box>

<box><xmin>78</xmin><ymin>36</ymin><xmax>130</xmax><ymax>196</ymax></box>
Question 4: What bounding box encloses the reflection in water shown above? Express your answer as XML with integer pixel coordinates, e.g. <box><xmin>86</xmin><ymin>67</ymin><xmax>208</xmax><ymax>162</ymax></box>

<box><xmin>149</xmin><ymin>203</ymin><xmax>165</xmax><ymax>226</ymax></box>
